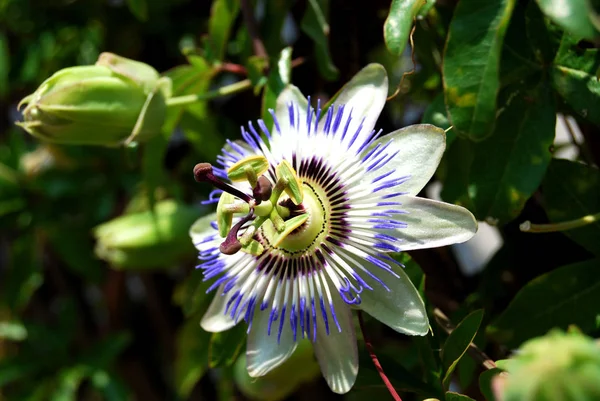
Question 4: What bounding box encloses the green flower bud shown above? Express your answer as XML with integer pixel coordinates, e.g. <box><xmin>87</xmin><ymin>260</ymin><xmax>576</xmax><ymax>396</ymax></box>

<box><xmin>93</xmin><ymin>200</ymin><xmax>200</xmax><ymax>269</ymax></box>
<box><xmin>17</xmin><ymin>53</ymin><xmax>172</xmax><ymax>146</ymax></box>
<box><xmin>496</xmin><ymin>329</ymin><xmax>600</xmax><ymax>401</ymax></box>
<box><xmin>234</xmin><ymin>339</ymin><xmax>320</xmax><ymax>401</ymax></box>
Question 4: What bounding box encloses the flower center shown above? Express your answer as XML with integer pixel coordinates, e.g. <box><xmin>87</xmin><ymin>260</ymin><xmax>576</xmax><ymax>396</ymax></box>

<box><xmin>260</xmin><ymin>183</ymin><xmax>327</xmax><ymax>254</ymax></box>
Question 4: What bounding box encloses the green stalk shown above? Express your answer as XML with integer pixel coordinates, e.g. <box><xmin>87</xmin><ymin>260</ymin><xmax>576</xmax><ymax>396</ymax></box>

<box><xmin>165</xmin><ymin>79</ymin><xmax>252</xmax><ymax>107</ymax></box>
<box><xmin>520</xmin><ymin>212</ymin><xmax>600</xmax><ymax>233</ymax></box>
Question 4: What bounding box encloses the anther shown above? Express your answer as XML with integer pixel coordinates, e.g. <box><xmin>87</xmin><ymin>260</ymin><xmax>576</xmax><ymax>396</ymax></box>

<box><xmin>253</xmin><ymin>176</ymin><xmax>273</xmax><ymax>202</ymax></box>
<box><xmin>194</xmin><ymin>163</ymin><xmax>253</xmax><ymax>203</ymax></box>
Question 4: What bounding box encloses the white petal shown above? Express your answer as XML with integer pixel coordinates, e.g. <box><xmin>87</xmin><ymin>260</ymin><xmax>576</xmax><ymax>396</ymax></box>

<box><xmin>362</xmin><ymin>124</ymin><xmax>446</xmax><ymax>196</ymax></box>
<box><xmin>201</xmin><ymin>286</ymin><xmax>238</xmax><ymax>332</ymax></box>
<box><xmin>246</xmin><ymin>305</ymin><xmax>298</xmax><ymax>377</ymax></box>
<box><xmin>189</xmin><ymin>213</ymin><xmax>217</xmax><ymax>245</ymax></box>
<box><xmin>382</xmin><ymin>196</ymin><xmax>478</xmax><ymax>251</ymax></box>
<box><xmin>358</xmin><ymin>261</ymin><xmax>428</xmax><ymax>336</ymax></box>
<box><xmin>326</xmin><ymin>64</ymin><xmax>388</xmax><ymax>151</ymax></box>
<box><xmin>313</xmin><ymin>292</ymin><xmax>358</xmax><ymax>394</ymax></box>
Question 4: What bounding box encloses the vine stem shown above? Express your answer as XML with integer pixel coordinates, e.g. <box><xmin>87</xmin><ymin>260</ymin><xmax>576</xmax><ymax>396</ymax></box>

<box><xmin>520</xmin><ymin>212</ymin><xmax>600</xmax><ymax>233</ymax></box>
<box><xmin>165</xmin><ymin>79</ymin><xmax>252</xmax><ymax>107</ymax></box>
<box><xmin>357</xmin><ymin>311</ymin><xmax>403</xmax><ymax>401</ymax></box>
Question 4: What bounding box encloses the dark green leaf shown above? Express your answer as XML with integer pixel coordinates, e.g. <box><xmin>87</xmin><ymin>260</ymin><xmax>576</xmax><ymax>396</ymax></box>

<box><xmin>206</xmin><ymin>0</ymin><xmax>240</xmax><ymax>61</ymax></box>
<box><xmin>441</xmin><ymin>310</ymin><xmax>484</xmax><ymax>389</ymax></box>
<box><xmin>535</xmin><ymin>0</ymin><xmax>600</xmax><ymax>40</ymax></box>
<box><xmin>446</xmin><ymin>392</ymin><xmax>476</xmax><ymax>401</ymax></box>
<box><xmin>174</xmin><ymin>318</ymin><xmax>212</xmax><ymax>397</ymax></box>
<box><xmin>439</xmin><ymin>138</ymin><xmax>476</xmax><ymax>210</ymax></box>
<box><xmin>542</xmin><ymin>159</ymin><xmax>600</xmax><ymax>256</ymax></box>
<box><xmin>301</xmin><ymin>0</ymin><xmax>339</xmax><ymax>81</ymax></box>
<box><xmin>479</xmin><ymin>368</ymin><xmax>502</xmax><ymax>401</ymax></box>
<box><xmin>208</xmin><ymin>323</ymin><xmax>247</xmax><ymax>368</ymax></box>
<box><xmin>126</xmin><ymin>0</ymin><xmax>148</xmax><ymax>21</ymax></box>
<box><xmin>443</xmin><ymin>0</ymin><xmax>516</xmax><ymax>140</ymax></box>
<box><xmin>488</xmin><ymin>258</ymin><xmax>600</xmax><ymax>348</ymax></box>
<box><xmin>468</xmin><ymin>80</ymin><xmax>556</xmax><ymax>224</ymax></box>
<box><xmin>383</xmin><ymin>0</ymin><xmax>424</xmax><ymax>56</ymax></box>
<box><xmin>552</xmin><ymin>34</ymin><xmax>600</xmax><ymax>126</ymax></box>
<box><xmin>0</xmin><ymin>32</ymin><xmax>8</xmax><ymax>98</ymax></box>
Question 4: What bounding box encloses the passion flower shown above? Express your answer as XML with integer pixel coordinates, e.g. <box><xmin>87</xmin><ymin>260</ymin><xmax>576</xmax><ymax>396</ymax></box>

<box><xmin>189</xmin><ymin>64</ymin><xmax>477</xmax><ymax>393</ymax></box>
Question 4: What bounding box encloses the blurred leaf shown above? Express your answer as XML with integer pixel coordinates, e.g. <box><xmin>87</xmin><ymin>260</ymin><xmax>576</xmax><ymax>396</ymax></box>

<box><xmin>441</xmin><ymin>310</ymin><xmax>484</xmax><ymax>389</ymax></box>
<box><xmin>552</xmin><ymin>34</ymin><xmax>600</xmax><ymax>126</ymax></box>
<box><xmin>0</xmin><ymin>320</ymin><xmax>27</xmax><ymax>341</ymax></box>
<box><xmin>174</xmin><ymin>318</ymin><xmax>212</xmax><ymax>397</ymax></box>
<box><xmin>488</xmin><ymin>258</ymin><xmax>600</xmax><ymax>348</ymax></box>
<box><xmin>0</xmin><ymin>32</ymin><xmax>8</xmax><ymax>98</ymax></box>
<box><xmin>383</xmin><ymin>0</ymin><xmax>424</xmax><ymax>56</ymax></box>
<box><xmin>206</xmin><ymin>0</ymin><xmax>240</xmax><ymax>61</ymax></box>
<box><xmin>443</xmin><ymin>0</ymin><xmax>516</xmax><ymax>140</ymax></box>
<box><xmin>178</xmin><ymin>268</ymin><xmax>213</xmax><ymax>317</ymax></box>
<box><xmin>446</xmin><ymin>392</ymin><xmax>476</xmax><ymax>401</ymax></box>
<box><xmin>261</xmin><ymin>0</ymin><xmax>293</xmax><ymax>55</ymax></box>
<box><xmin>535</xmin><ymin>0</ymin><xmax>599</xmax><ymax>41</ymax></box>
<box><xmin>1</xmin><ymin>233</ymin><xmax>43</xmax><ymax>311</ymax></box>
<box><xmin>301</xmin><ymin>0</ymin><xmax>339</xmax><ymax>81</ymax></box>
<box><xmin>79</xmin><ymin>332</ymin><xmax>131</xmax><ymax>368</ymax></box>
<box><xmin>422</xmin><ymin>93</ymin><xmax>454</xmax><ymax>145</ymax></box>
<box><xmin>479</xmin><ymin>368</ymin><xmax>502</xmax><ymax>401</ymax></box>
<box><xmin>0</xmin><ymin>355</ymin><xmax>46</xmax><ymax>388</ymax></box>
<box><xmin>126</xmin><ymin>0</ymin><xmax>148</xmax><ymax>21</ymax></box>
<box><xmin>208</xmin><ymin>323</ymin><xmax>247</xmax><ymax>368</ymax></box>
<box><xmin>542</xmin><ymin>159</ymin><xmax>600</xmax><ymax>256</ymax></box>
<box><xmin>262</xmin><ymin>47</ymin><xmax>292</xmax><ymax>125</ymax></box>
<box><xmin>246</xmin><ymin>55</ymin><xmax>269</xmax><ymax>93</ymax></box>
<box><xmin>46</xmin><ymin>226</ymin><xmax>103</xmax><ymax>282</ymax></box>
<box><xmin>468</xmin><ymin>80</ymin><xmax>555</xmax><ymax>224</ymax></box>
<box><xmin>90</xmin><ymin>370</ymin><xmax>131</xmax><ymax>401</ymax></box>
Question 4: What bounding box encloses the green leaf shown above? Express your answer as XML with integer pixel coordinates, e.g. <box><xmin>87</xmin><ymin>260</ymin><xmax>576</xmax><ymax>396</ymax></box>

<box><xmin>443</xmin><ymin>0</ymin><xmax>517</xmax><ymax>140</ymax></box>
<box><xmin>535</xmin><ymin>0</ymin><xmax>600</xmax><ymax>41</ymax></box>
<box><xmin>446</xmin><ymin>392</ymin><xmax>476</xmax><ymax>401</ymax></box>
<box><xmin>422</xmin><ymin>93</ymin><xmax>455</xmax><ymax>145</ymax></box>
<box><xmin>542</xmin><ymin>159</ymin><xmax>600</xmax><ymax>256</ymax></box>
<box><xmin>479</xmin><ymin>368</ymin><xmax>502</xmax><ymax>401</ymax></box>
<box><xmin>301</xmin><ymin>0</ymin><xmax>339</xmax><ymax>81</ymax></box>
<box><xmin>439</xmin><ymin>138</ymin><xmax>476</xmax><ymax>211</ymax></box>
<box><xmin>488</xmin><ymin>258</ymin><xmax>600</xmax><ymax>348</ymax></box>
<box><xmin>383</xmin><ymin>0</ymin><xmax>424</xmax><ymax>56</ymax></box>
<box><xmin>468</xmin><ymin>80</ymin><xmax>556</xmax><ymax>224</ymax></box>
<box><xmin>0</xmin><ymin>321</ymin><xmax>27</xmax><ymax>341</ymax></box>
<box><xmin>441</xmin><ymin>310</ymin><xmax>484</xmax><ymax>389</ymax></box>
<box><xmin>126</xmin><ymin>0</ymin><xmax>148</xmax><ymax>21</ymax></box>
<box><xmin>206</xmin><ymin>0</ymin><xmax>240</xmax><ymax>61</ymax></box>
<box><xmin>262</xmin><ymin>47</ymin><xmax>292</xmax><ymax>126</ymax></box>
<box><xmin>552</xmin><ymin>34</ymin><xmax>600</xmax><ymax>126</ymax></box>
<box><xmin>174</xmin><ymin>318</ymin><xmax>212</xmax><ymax>397</ymax></box>
<box><xmin>208</xmin><ymin>323</ymin><xmax>247</xmax><ymax>368</ymax></box>
<box><xmin>0</xmin><ymin>32</ymin><xmax>9</xmax><ymax>98</ymax></box>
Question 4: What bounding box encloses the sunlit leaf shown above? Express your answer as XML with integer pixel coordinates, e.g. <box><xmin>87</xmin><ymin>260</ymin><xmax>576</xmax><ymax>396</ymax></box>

<box><xmin>441</xmin><ymin>310</ymin><xmax>484</xmax><ymax>389</ymax></box>
<box><xmin>443</xmin><ymin>0</ymin><xmax>517</xmax><ymax>140</ymax></box>
<box><xmin>383</xmin><ymin>0</ymin><xmax>424</xmax><ymax>56</ymax></box>
<box><xmin>535</xmin><ymin>0</ymin><xmax>600</xmax><ymax>41</ymax></box>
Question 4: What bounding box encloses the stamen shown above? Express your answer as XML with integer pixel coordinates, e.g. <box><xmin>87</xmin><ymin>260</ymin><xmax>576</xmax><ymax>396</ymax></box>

<box><xmin>253</xmin><ymin>175</ymin><xmax>273</xmax><ymax>202</ymax></box>
<box><xmin>194</xmin><ymin>163</ymin><xmax>253</xmax><ymax>203</ymax></box>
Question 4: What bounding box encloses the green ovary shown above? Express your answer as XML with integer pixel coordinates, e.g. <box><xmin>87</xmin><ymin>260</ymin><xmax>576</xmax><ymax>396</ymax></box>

<box><xmin>261</xmin><ymin>183</ymin><xmax>328</xmax><ymax>254</ymax></box>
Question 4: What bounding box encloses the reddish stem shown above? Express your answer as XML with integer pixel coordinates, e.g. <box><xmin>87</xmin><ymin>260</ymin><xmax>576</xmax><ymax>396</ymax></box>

<box><xmin>358</xmin><ymin>312</ymin><xmax>403</xmax><ymax>401</ymax></box>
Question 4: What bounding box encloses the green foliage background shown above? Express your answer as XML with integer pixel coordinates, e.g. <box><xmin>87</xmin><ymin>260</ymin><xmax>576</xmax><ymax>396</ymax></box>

<box><xmin>0</xmin><ymin>0</ymin><xmax>599</xmax><ymax>400</ymax></box>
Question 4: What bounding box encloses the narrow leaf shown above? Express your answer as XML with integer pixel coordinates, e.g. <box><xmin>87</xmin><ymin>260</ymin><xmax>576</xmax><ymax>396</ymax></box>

<box><xmin>208</xmin><ymin>323</ymin><xmax>247</xmax><ymax>368</ymax></box>
<box><xmin>488</xmin><ymin>258</ymin><xmax>600</xmax><ymax>348</ymax></box>
<box><xmin>206</xmin><ymin>0</ymin><xmax>240</xmax><ymax>61</ymax></box>
<box><xmin>301</xmin><ymin>0</ymin><xmax>339</xmax><ymax>81</ymax></box>
<box><xmin>383</xmin><ymin>0</ymin><xmax>424</xmax><ymax>56</ymax></box>
<box><xmin>441</xmin><ymin>310</ymin><xmax>484</xmax><ymax>389</ymax></box>
<box><xmin>443</xmin><ymin>0</ymin><xmax>516</xmax><ymax>140</ymax></box>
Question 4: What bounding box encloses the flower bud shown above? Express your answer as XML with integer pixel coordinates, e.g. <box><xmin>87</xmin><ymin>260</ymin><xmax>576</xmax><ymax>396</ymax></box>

<box><xmin>17</xmin><ymin>53</ymin><xmax>172</xmax><ymax>146</ymax></box>
<box><xmin>495</xmin><ymin>329</ymin><xmax>600</xmax><ymax>401</ymax></box>
<box><xmin>93</xmin><ymin>200</ymin><xmax>200</xmax><ymax>269</ymax></box>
